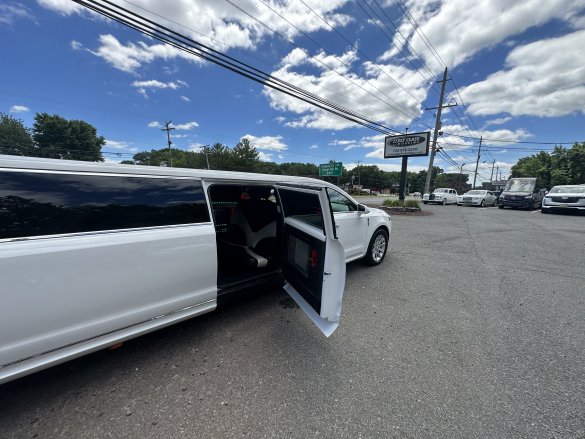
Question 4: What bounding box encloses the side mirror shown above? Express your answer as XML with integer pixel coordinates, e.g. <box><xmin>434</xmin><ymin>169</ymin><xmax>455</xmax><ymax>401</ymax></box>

<box><xmin>357</xmin><ymin>203</ymin><xmax>368</xmax><ymax>212</ymax></box>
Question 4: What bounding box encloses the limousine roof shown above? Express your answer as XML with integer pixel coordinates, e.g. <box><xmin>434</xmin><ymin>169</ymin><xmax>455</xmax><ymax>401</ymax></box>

<box><xmin>0</xmin><ymin>153</ymin><xmax>345</xmax><ymax>192</ymax></box>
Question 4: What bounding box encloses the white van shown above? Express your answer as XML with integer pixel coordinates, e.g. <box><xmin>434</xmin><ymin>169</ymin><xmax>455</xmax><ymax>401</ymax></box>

<box><xmin>0</xmin><ymin>155</ymin><xmax>391</xmax><ymax>384</ymax></box>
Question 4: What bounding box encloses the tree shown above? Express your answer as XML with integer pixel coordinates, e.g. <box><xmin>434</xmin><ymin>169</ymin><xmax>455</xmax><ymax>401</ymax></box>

<box><xmin>32</xmin><ymin>113</ymin><xmax>105</xmax><ymax>162</ymax></box>
<box><xmin>230</xmin><ymin>137</ymin><xmax>260</xmax><ymax>172</ymax></box>
<box><xmin>511</xmin><ymin>151</ymin><xmax>551</xmax><ymax>187</ymax></box>
<box><xmin>0</xmin><ymin>112</ymin><xmax>34</xmax><ymax>156</ymax></box>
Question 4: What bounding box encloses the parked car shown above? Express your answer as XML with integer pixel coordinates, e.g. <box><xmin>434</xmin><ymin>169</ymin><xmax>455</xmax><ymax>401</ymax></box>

<box><xmin>422</xmin><ymin>188</ymin><xmax>458</xmax><ymax>205</ymax></box>
<box><xmin>457</xmin><ymin>194</ymin><xmax>463</xmax><ymax>206</ymax></box>
<box><xmin>541</xmin><ymin>185</ymin><xmax>585</xmax><ymax>214</ymax></box>
<box><xmin>498</xmin><ymin>178</ymin><xmax>545</xmax><ymax>209</ymax></box>
<box><xmin>460</xmin><ymin>190</ymin><xmax>498</xmax><ymax>207</ymax></box>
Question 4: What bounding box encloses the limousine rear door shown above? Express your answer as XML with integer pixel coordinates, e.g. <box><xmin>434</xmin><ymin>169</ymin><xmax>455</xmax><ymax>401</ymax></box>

<box><xmin>276</xmin><ymin>185</ymin><xmax>346</xmax><ymax>337</ymax></box>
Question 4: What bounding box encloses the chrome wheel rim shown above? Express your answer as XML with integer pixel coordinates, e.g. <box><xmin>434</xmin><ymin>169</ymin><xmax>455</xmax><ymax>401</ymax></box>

<box><xmin>372</xmin><ymin>234</ymin><xmax>387</xmax><ymax>262</ymax></box>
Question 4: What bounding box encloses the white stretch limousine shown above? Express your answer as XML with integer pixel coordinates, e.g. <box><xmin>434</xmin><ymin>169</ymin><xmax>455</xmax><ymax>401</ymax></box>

<box><xmin>0</xmin><ymin>155</ymin><xmax>391</xmax><ymax>384</ymax></box>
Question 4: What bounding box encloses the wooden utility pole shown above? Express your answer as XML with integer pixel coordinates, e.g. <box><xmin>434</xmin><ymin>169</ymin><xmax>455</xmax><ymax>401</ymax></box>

<box><xmin>424</xmin><ymin>67</ymin><xmax>456</xmax><ymax>194</ymax></box>
<box><xmin>162</xmin><ymin>121</ymin><xmax>176</xmax><ymax>167</ymax></box>
<box><xmin>472</xmin><ymin>136</ymin><xmax>483</xmax><ymax>188</ymax></box>
<box><xmin>490</xmin><ymin>159</ymin><xmax>496</xmax><ymax>184</ymax></box>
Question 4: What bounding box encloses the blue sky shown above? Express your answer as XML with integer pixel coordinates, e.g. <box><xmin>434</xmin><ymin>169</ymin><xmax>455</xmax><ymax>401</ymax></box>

<box><xmin>1</xmin><ymin>0</ymin><xmax>585</xmax><ymax>184</ymax></box>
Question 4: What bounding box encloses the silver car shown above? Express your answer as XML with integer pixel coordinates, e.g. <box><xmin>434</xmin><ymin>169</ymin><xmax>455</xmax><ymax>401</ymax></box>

<box><xmin>460</xmin><ymin>190</ymin><xmax>498</xmax><ymax>207</ymax></box>
<box><xmin>541</xmin><ymin>185</ymin><xmax>585</xmax><ymax>214</ymax></box>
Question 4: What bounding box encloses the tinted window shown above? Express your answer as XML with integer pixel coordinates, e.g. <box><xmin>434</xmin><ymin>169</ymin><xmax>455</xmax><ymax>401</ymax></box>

<box><xmin>327</xmin><ymin>188</ymin><xmax>357</xmax><ymax>212</ymax></box>
<box><xmin>278</xmin><ymin>188</ymin><xmax>324</xmax><ymax>231</ymax></box>
<box><xmin>0</xmin><ymin>171</ymin><xmax>210</xmax><ymax>239</ymax></box>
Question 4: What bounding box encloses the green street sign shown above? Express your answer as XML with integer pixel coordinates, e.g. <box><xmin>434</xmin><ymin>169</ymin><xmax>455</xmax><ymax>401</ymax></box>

<box><xmin>319</xmin><ymin>162</ymin><xmax>343</xmax><ymax>177</ymax></box>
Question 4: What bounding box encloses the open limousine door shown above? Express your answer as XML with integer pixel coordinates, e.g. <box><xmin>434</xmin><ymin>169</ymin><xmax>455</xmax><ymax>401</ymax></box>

<box><xmin>276</xmin><ymin>185</ymin><xmax>346</xmax><ymax>337</ymax></box>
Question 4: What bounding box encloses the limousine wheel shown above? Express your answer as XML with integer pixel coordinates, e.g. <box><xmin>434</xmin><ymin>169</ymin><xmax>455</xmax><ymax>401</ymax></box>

<box><xmin>365</xmin><ymin>229</ymin><xmax>388</xmax><ymax>266</ymax></box>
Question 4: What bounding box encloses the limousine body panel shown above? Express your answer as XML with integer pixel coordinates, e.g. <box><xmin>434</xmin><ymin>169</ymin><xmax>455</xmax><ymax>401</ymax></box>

<box><xmin>0</xmin><ymin>223</ymin><xmax>217</xmax><ymax>372</ymax></box>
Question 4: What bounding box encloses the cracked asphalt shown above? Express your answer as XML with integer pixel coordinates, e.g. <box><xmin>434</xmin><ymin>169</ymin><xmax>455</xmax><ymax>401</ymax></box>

<box><xmin>1</xmin><ymin>205</ymin><xmax>584</xmax><ymax>438</ymax></box>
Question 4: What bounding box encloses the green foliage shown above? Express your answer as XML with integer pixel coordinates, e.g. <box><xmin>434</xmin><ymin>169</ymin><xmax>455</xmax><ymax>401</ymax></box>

<box><xmin>382</xmin><ymin>198</ymin><xmax>420</xmax><ymax>208</ymax></box>
<box><xmin>0</xmin><ymin>112</ymin><xmax>34</xmax><ymax>156</ymax></box>
<box><xmin>32</xmin><ymin>113</ymin><xmax>105</xmax><ymax>162</ymax></box>
<box><xmin>510</xmin><ymin>142</ymin><xmax>585</xmax><ymax>187</ymax></box>
<box><xmin>382</xmin><ymin>199</ymin><xmax>404</xmax><ymax>207</ymax></box>
<box><xmin>435</xmin><ymin>172</ymin><xmax>470</xmax><ymax>193</ymax></box>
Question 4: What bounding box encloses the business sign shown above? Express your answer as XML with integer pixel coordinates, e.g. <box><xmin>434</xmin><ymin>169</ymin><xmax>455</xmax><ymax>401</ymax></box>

<box><xmin>319</xmin><ymin>162</ymin><xmax>343</xmax><ymax>177</ymax></box>
<box><xmin>384</xmin><ymin>132</ymin><xmax>430</xmax><ymax>158</ymax></box>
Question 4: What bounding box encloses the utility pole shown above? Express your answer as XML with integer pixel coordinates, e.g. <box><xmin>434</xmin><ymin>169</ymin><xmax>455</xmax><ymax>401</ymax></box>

<box><xmin>457</xmin><ymin>163</ymin><xmax>466</xmax><ymax>193</ymax></box>
<box><xmin>424</xmin><ymin>67</ymin><xmax>457</xmax><ymax>194</ymax></box>
<box><xmin>356</xmin><ymin>160</ymin><xmax>362</xmax><ymax>187</ymax></box>
<box><xmin>161</xmin><ymin>121</ymin><xmax>176</xmax><ymax>167</ymax></box>
<box><xmin>472</xmin><ymin>136</ymin><xmax>483</xmax><ymax>188</ymax></box>
<box><xmin>490</xmin><ymin>159</ymin><xmax>496</xmax><ymax>184</ymax></box>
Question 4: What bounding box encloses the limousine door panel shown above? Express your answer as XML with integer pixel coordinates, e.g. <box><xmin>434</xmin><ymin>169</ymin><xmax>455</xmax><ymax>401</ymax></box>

<box><xmin>276</xmin><ymin>186</ymin><xmax>346</xmax><ymax>337</ymax></box>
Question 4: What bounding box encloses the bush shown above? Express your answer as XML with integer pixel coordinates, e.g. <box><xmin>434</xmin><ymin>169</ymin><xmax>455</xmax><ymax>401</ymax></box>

<box><xmin>381</xmin><ymin>198</ymin><xmax>421</xmax><ymax>209</ymax></box>
<box><xmin>382</xmin><ymin>199</ymin><xmax>404</xmax><ymax>207</ymax></box>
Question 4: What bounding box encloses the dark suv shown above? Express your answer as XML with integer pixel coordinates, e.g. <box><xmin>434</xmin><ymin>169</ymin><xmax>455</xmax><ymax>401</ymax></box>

<box><xmin>498</xmin><ymin>178</ymin><xmax>545</xmax><ymax>210</ymax></box>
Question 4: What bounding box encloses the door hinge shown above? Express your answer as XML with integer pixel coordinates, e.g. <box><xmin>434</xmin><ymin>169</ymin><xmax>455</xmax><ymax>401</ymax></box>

<box><xmin>324</xmin><ymin>271</ymin><xmax>332</xmax><ymax>276</ymax></box>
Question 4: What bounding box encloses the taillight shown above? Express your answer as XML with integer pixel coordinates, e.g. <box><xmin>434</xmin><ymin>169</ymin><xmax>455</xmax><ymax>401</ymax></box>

<box><xmin>310</xmin><ymin>249</ymin><xmax>318</xmax><ymax>268</ymax></box>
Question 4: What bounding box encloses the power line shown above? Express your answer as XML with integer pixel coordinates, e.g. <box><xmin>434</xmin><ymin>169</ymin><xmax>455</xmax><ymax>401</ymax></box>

<box><xmin>74</xmin><ymin>0</ymin><xmax>402</xmax><ymax>136</ymax></box>
<box><xmin>394</xmin><ymin>0</ymin><xmax>447</xmax><ymax>70</ymax></box>
<box><xmin>232</xmin><ymin>0</ymin><xmax>423</xmax><ymax>123</ymax></box>
<box><xmin>352</xmin><ymin>0</ymin><xmax>439</xmax><ymax>98</ymax></box>
<box><xmin>361</xmin><ymin>0</ymin><xmax>441</xmax><ymax>94</ymax></box>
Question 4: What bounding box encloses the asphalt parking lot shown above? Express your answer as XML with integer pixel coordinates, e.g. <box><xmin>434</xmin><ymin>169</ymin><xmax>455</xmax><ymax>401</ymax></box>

<box><xmin>1</xmin><ymin>204</ymin><xmax>584</xmax><ymax>439</ymax></box>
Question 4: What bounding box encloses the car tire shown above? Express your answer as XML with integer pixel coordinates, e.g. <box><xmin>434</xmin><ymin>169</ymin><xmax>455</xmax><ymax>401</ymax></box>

<box><xmin>364</xmin><ymin>229</ymin><xmax>388</xmax><ymax>266</ymax></box>
<box><xmin>498</xmin><ymin>205</ymin><xmax>504</xmax><ymax>209</ymax></box>
<box><xmin>442</xmin><ymin>198</ymin><xmax>447</xmax><ymax>205</ymax></box>
<box><xmin>492</xmin><ymin>199</ymin><xmax>497</xmax><ymax>207</ymax></box>
<box><xmin>423</xmin><ymin>201</ymin><xmax>427</xmax><ymax>204</ymax></box>
<box><xmin>480</xmin><ymin>200</ymin><xmax>485</xmax><ymax>207</ymax></box>
<box><xmin>541</xmin><ymin>208</ymin><xmax>549</xmax><ymax>214</ymax></box>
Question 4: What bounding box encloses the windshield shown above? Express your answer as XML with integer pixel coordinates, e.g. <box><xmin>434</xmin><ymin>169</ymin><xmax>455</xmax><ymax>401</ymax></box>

<box><xmin>504</xmin><ymin>179</ymin><xmax>536</xmax><ymax>192</ymax></box>
<box><xmin>549</xmin><ymin>186</ymin><xmax>585</xmax><ymax>194</ymax></box>
<box><xmin>466</xmin><ymin>190</ymin><xmax>485</xmax><ymax>195</ymax></box>
<box><xmin>433</xmin><ymin>189</ymin><xmax>447</xmax><ymax>193</ymax></box>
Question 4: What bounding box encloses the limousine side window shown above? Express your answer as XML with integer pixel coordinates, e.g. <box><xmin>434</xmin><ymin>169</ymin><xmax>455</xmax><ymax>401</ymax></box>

<box><xmin>0</xmin><ymin>170</ymin><xmax>210</xmax><ymax>240</ymax></box>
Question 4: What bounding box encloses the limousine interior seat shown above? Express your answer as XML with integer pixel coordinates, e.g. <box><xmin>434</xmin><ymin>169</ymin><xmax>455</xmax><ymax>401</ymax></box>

<box><xmin>210</xmin><ymin>185</ymin><xmax>281</xmax><ymax>288</ymax></box>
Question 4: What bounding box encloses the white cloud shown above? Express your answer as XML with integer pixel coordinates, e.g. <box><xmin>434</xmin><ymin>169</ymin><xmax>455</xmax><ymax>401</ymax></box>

<box><xmin>383</xmin><ymin>0</ymin><xmax>585</xmax><ymax>72</ymax></box>
<box><xmin>130</xmin><ymin>79</ymin><xmax>188</xmax><ymax>99</ymax></box>
<box><xmin>42</xmin><ymin>1</ymin><xmax>353</xmax><ymax>72</ymax></box>
<box><xmin>188</xmin><ymin>143</ymin><xmax>207</xmax><ymax>152</ymax></box>
<box><xmin>266</xmin><ymin>47</ymin><xmax>427</xmax><ymax>131</ymax></box>
<box><xmin>87</xmin><ymin>34</ymin><xmax>202</xmax><ymax>74</ymax></box>
<box><xmin>105</xmin><ymin>139</ymin><xmax>130</xmax><ymax>149</ymax></box>
<box><xmin>256</xmin><ymin>119</ymin><xmax>263</xmax><ymax>125</ymax></box>
<box><xmin>70</xmin><ymin>40</ymin><xmax>83</xmax><ymax>50</ymax></box>
<box><xmin>258</xmin><ymin>151</ymin><xmax>274</xmax><ymax>162</ymax></box>
<box><xmin>309</xmin><ymin>144</ymin><xmax>319</xmax><ymax>149</ymax></box>
<box><xmin>106</xmin><ymin>140</ymin><xmax>129</xmax><ymax>149</ymax></box>
<box><xmin>173</xmin><ymin>121</ymin><xmax>199</xmax><ymax>130</ymax></box>
<box><xmin>148</xmin><ymin>121</ymin><xmax>162</xmax><ymax>128</ymax></box>
<box><xmin>460</xmin><ymin>29</ymin><xmax>585</xmax><ymax>117</ymax></box>
<box><xmin>37</xmin><ymin>0</ymin><xmax>85</xmax><ymax>15</ymax></box>
<box><xmin>131</xmin><ymin>80</ymin><xmax>183</xmax><ymax>90</ymax></box>
<box><xmin>242</xmin><ymin>134</ymin><xmax>288</xmax><ymax>151</ymax></box>
<box><xmin>10</xmin><ymin>105</ymin><xmax>29</xmax><ymax>113</ymax></box>
<box><xmin>0</xmin><ymin>3</ymin><xmax>35</xmax><ymax>25</ymax></box>
<box><xmin>484</xmin><ymin>117</ymin><xmax>513</xmax><ymax>127</ymax></box>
